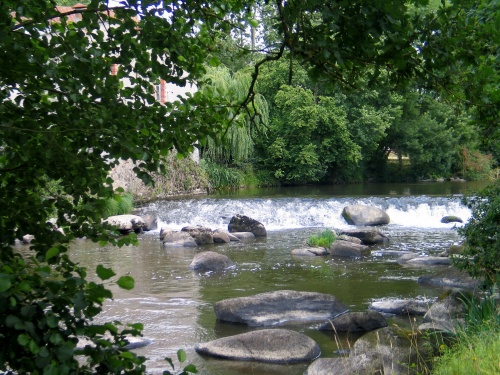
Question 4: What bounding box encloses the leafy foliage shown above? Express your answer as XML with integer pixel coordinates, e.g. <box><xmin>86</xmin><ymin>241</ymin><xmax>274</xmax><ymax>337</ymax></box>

<box><xmin>199</xmin><ymin>66</ymin><xmax>269</xmax><ymax>165</ymax></box>
<box><xmin>418</xmin><ymin>0</ymin><xmax>500</xmax><ymax>162</ymax></box>
<box><xmin>454</xmin><ymin>182</ymin><xmax>500</xmax><ymax>286</ymax></box>
<box><xmin>1</xmin><ymin>0</ymin><xmax>249</xmax><ymax>373</ymax></box>
<box><xmin>261</xmin><ymin>85</ymin><xmax>360</xmax><ymax>183</ymax></box>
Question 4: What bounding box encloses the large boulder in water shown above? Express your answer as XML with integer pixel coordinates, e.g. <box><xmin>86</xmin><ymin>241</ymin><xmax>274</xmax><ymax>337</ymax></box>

<box><xmin>189</xmin><ymin>251</ymin><xmax>235</xmax><ymax>271</ymax></box>
<box><xmin>195</xmin><ymin>329</ymin><xmax>320</xmax><ymax>364</ymax></box>
<box><xmin>214</xmin><ymin>290</ymin><xmax>349</xmax><ymax>326</ymax></box>
<box><xmin>341</xmin><ymin>205</ymin><xmax>390</xmax><ymax>226</ymax></box>
<box><xmin>228</xmin><ymin>214</ymin><xmax>267</xmax><ymax>237</ymax></box>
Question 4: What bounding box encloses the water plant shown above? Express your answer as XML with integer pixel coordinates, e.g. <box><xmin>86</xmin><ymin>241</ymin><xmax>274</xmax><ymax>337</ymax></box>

<box><xmin>307</xmin><ymin>229</ymin><xmax>336</xmax><ymax>249</ymax></box>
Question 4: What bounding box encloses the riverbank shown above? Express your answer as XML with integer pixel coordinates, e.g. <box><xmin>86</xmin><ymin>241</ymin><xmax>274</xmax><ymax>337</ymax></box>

<box><xmin>109</xmin><ymin>153</ymin><xmax>210</xmax><ymax>203</ymax></box>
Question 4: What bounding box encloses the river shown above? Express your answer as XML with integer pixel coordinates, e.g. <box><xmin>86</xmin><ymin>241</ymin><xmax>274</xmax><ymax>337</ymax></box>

<box><xmin>68</xmin><ymin>181</ymin><xmax>489</xmax><ymax>374</ymax></box>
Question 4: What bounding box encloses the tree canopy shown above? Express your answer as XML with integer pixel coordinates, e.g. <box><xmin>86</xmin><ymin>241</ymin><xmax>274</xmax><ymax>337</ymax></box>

<box><xmin>1</xmin><ymin>0</ymin><xmax>499</xmax><ymax>373</ymax></box>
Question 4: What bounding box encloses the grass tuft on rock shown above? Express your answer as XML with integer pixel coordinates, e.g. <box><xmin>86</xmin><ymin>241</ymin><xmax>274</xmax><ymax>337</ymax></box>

<box><xmin>307</xmin><ymin>229</ymin><xmax>336</xmax><ymax>249</ymax></box>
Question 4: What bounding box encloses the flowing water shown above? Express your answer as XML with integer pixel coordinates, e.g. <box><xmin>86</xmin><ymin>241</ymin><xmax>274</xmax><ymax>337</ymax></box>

<box><xmin>68</xmin><ymin>181</ymin><xmax>488</xmax><ymax>374</ymax></box>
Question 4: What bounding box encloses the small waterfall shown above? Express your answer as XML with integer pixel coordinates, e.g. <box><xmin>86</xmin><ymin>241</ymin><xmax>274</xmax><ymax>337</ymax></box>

<box><xmin>143</xmin><ymin>195</ymin><xmax>470</xmax><ymax>231</ymax></box>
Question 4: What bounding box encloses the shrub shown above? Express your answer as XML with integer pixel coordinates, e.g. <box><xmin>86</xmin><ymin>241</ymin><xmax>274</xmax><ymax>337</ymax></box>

<box><xmin>453</xmin><ymin>182</ymin><xmax>500</xmax><ymax>286</ymax></box>
<box><xmin>307</xmin><ymin>229</ymin><xmax>336</xmax><ymax>248</ymax></box>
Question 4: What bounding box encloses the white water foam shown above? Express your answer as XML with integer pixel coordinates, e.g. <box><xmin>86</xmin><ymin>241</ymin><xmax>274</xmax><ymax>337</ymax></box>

<box><xmin>148</xmin><ymin>196</ymin><xmax>471</xmax><ymax>231</ymax></box>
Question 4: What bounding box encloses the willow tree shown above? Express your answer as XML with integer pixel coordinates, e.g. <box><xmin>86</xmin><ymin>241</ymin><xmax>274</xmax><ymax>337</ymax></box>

<box><xmin>199</xmin><ymin>66</ymin><xmax>269</xmax><ymax>165</ymax></box>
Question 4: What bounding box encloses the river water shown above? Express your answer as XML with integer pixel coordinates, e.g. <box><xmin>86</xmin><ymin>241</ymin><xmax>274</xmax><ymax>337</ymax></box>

<box><xmin>68</xmin><ymin>181</ymin><xmax>488</xmax><ymax>375</ymax></box>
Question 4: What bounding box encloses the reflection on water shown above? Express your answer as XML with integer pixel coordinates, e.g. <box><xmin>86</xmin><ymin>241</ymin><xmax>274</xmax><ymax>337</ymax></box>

<box><xmin>65</xmin><ymin>183</ymin><xmax>483</xmax><ymax>374</ymax></box>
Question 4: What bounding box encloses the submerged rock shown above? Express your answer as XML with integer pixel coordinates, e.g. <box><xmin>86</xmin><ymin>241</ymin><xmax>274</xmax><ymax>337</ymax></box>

<box><xmin>160</xmin><ymin>229</ymin><xmax>197</xmax><ymax>247</ymax></box>
<box><xmin>292</xmin><ymin>247</ymin><xmax>329</xmax><ymax>256</ymax></box>
<box><xmin>418</xmin><ymin>268</ymin><xmax>480</xmax><ymax>289</ymax></box>
<box><xmin>214</xmin><ymin>290</ymin><xmax>349</xmax><ymax>326</ymax></box>
<box><xmin>318</xmin><ymin>311</ymin><xmax>388</xmax><ymax>333</ymax></box>
<box><xmin>189</xmin><ymin>251</ymin><xmax>235</xmax><ymax>271</ymax></box>
<box><xmin>195</xmin><ymin>329</ymin><xmax>320</xmax><ymax>364</ymax></box>
<box><xmin>440</xmin><ymin>215</ymin><xmax>463</xmax><ymax>224</ymax></box>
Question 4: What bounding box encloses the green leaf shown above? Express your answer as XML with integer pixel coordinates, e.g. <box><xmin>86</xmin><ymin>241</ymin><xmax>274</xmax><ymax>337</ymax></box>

<box><xmin>183</xmin><ymin>364</ymin><xmax>198</xmax><ymax>373</ymax></box>
<box><xmin>164</xmin><ymin>356</ymin><xmax>175</xmax><ymax>370</ymax></box>
<box><xmin>17</xmin><ymin>334</ymin><xmax>30</xmax><ymax>346</ymax></box>
<box><xmin>0</xmin><ymin>275</ymin><xmax>12</xmax><ymax>292</ymax></box>
<box><xmin>29</xmin><ymin>339</ymin><xmax>40</xmax><ymax>354</ymax></box>
<box><xmin>45</xmin><ymin>247</ymin><xmax>60</xmax><ymax>261</ymax></box>
<box><xmin>177</xmin><ymin>349</ymin><xmax>187</xmax><ymax>363</ymax></box>
<box><xmin>96</xmin><ymin>265</ymin><xmax>116</xmax><ymax>281</ymax></box>
<box><xmin>208</xmin><ymin>57</ymin><xmax>220</xmax><ymax>67</ymax></box>
<box><xmin>248</xmin><ymin>18</ymin><xmax>258</xmax><ymax>28</ymax></box>
<box><xmin>117</xmin><ymin>275</ymin><xmax>134</xmax><ymax>290</ymax></box>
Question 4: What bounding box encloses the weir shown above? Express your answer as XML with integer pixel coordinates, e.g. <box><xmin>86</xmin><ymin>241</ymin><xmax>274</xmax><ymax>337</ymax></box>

<box><xmin>146</xmin><ymin>195</ymin><xmax>470</xmax><ymax>231</ymax></box>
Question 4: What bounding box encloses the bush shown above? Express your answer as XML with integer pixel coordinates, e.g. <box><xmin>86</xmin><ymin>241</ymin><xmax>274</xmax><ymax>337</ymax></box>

<box><xmin>459</xmin><ymin>147</ymin><xmax>494</xmax><ymax>181</ymax></box>
<box><xmin>453</xmin><ymin>182</ymin><xmax>500</xmax><ymax>286</ymax></box>
<box><xmin>307</xmin><ymin>229</ymin><xmax>336</xmax><ymax>248</ymax></box>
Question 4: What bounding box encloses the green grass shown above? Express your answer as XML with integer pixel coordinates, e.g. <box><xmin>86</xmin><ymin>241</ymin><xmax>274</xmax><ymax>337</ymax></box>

<box><xmin>432</xmin><ymin>287</ymin><xmax>500</xmax><ymax>375</ymax></box>
<box><xmin>432</xmin><ymin>322</ymin><xmax>500</xmax><ymax>374</ymax></box>
<box><xmin>307</xmin><ymin>229</ymin><xmax>336</xmax><ymax>249</ymax></box>
<box><xmin>101</xmin><ymin>193</ymin><xmax>134</xmax><ymax>218</ymax></box>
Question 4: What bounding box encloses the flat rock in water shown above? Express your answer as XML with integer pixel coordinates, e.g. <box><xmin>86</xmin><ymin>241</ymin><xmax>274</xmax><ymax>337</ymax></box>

<box><xmin>338</xmin><ymin>229</ymin><xmax>390</xmax><ymax>245</ymax></box>
<box><xmin>369</xmin><ymin>298</ymin><xmax>434</xmax><ymax>316</ymax></box>
<box><xmin>407</xmin><ymin>256</ymin><xmax>451</xmax><ymax>266</ymax></box>
<box><xmin>195</xmin><ymin>328</ymin><xmax>320</xmax><ymax>364</ymax></box>
<box><xmin>330</xmin><ymin>240</ymin><xmax>370</xmax><ymax>257</ymax></box>
<box><xmin>214</xmin><ymin>290</ymin><xmax>349</xmax><ymax>326</ymax></box>
<box><xmin>318</xmin><ymin>311</ymin><xmax>388</xmax><ymax>333</ymax></box>
<box><xmin>418</xmin><ymin>268</ymin><xmax>480</xmax><ymax>289</ymax></box>
<box><xmin>292</xmin><ymin>247</ymin><xmax>329</xmax><ymax>256</ymax></box>
<box><xmin>104</xmin><ymin>214</ymin><xmax>145</xmax><ymax>234</ymax></box>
